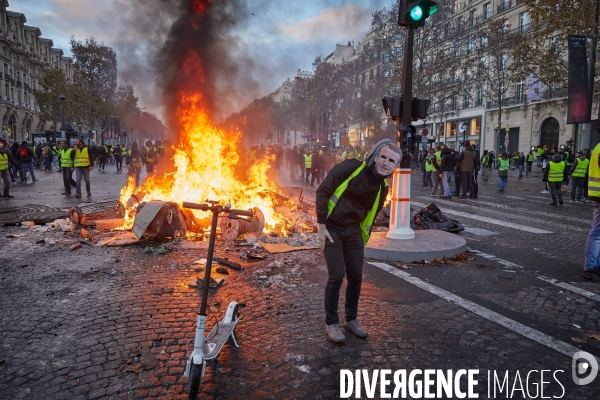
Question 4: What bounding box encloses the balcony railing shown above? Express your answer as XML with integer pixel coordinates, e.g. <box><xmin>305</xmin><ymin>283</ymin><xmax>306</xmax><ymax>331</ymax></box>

<box><xmin>486</xmin><ymin>93</ymin><xmax>528</xmax><ymax>108</ymax></box>
<box><xmin>497</xmin><ymin>1</ymin><xmax>512</xmax><ymax>13</ymax></box>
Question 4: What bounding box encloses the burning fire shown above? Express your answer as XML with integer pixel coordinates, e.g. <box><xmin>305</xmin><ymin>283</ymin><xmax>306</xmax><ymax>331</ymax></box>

<box><xmin>118</xmin><ymin>93</ymin><xmax>289</xmax><ymax>235</ymax></box>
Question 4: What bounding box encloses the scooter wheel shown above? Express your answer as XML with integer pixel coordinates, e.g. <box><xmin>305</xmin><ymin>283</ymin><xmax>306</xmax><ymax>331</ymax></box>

<box><xmin>188</xmin><ymin>363</ymin><xmax>202</xmax><ymax>398</ymax></box>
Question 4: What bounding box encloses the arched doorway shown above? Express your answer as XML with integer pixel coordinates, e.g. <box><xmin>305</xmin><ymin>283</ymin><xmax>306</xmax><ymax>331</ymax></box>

<box><xmin>8</xmin><ymin>113</ymin><xmax>16</xmax><ymax>141</ymax></box>
<box><xmin>540</xmin><ymin>117</ymin><xmax>559</xmax><ymax>151</ymax></box>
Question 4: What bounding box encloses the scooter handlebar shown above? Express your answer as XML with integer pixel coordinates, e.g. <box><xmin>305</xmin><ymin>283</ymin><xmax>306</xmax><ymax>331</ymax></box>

<box><xmin>181</xmin><ymin>202</ymin><xmax>254</xmax><ymax>217</ymax></box>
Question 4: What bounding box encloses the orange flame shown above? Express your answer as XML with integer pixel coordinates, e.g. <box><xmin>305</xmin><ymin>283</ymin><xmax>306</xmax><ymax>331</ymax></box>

<box><xmin>118</xmin><ymin>92</ymin><xmax>288</xmax><ymax>235</ymax></box>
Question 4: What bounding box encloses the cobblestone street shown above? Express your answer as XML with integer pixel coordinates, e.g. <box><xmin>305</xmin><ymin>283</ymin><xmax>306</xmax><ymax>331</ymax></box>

<box><xmin>1</xmin><ymin>163</ymin><xmax>599</xmax><ymax>399</ymax></box>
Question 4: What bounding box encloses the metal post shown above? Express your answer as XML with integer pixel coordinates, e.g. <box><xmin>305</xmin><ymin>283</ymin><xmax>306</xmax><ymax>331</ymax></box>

<box><xmin>387</xmin><ymin>26</ymin><xmax>415</xmax><ymax>240</ymax></box>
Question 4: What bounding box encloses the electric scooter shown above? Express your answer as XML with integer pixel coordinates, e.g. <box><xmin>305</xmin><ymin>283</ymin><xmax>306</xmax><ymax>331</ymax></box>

<box><xmin>181</xmin><ymin>201</ymin><xmax>254</xmax><ymax>398</ymax></box>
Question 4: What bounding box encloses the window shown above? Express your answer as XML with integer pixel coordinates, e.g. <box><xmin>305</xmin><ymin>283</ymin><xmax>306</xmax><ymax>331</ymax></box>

<box><xmin>519</xmin><ymin>12</ymin><xmax>529</xmax><ymax>33</ymax></box>
<box><xmin>454</xmin><ymin>40</ymin><xmax>461</xmax><ymax>57</ymax></box>
<box><xmin>515</xmin><ymin>80</ymin><xmax>524</xmax><ymax>103</ymax></box>
<box><xmin>475</xmin><ymin>86</ymin><xmax>483</xmax><ymax>106</ymax></box>
<box><xmin>550</xmin><ymin>36</ymin><xmax>560</xmax><ymax>54</ymax></box>
<box><xmin>498</xmin><ymin>53</ymin><xmax>507</xmax><ymax>71</ymax></box>
<box><xmin>469</xmin><ymin>9</ymin><xmax>475</xmax><ymax>26</ymax></box>
<box><xmin>463</xmin><ymin>91</ymin><xmax>470</xmax><ymax>108</ymax></box>
<box><xmin>467</xmin><ymin>35</ymin><xmax>474</xmax><ymax>54</ymax></box>
<box><xmin>383</xmin><ymin>53</ymin><xmax>390</xmax><ymax>64</ymax></box>
<box><xmin>499</xmin><ymin>83</ymin><xmax>505</xmax><ymax>101</ymax></box>
<box><xmin>477</xmin><ymin>56</ymin><xmax>485</xmax><ymax>76</ymax></box>
<box><xmin>483</xmin><ymin>3</ymin><xmax>491</xmax><ymax>19</ymax></box>
<box><xmin>480</xmin><ymin>36</ymin><xmax>488</xmax><ymax>48</ymax></box>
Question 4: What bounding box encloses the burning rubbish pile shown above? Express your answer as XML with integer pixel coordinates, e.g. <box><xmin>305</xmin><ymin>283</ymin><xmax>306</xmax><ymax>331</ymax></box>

<box><xmin>103</xmin><ymin>96</ymin><xmax>317</xmax><ymax>244</ymax></box>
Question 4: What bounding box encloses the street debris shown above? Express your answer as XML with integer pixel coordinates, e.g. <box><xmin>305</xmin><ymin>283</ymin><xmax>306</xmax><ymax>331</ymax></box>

<box><xmin>213</xmin><ymin>257</ymin><xmax>244</xmax><ymax>271</ymax></box>
<box><xmin>587</xmin><ymin>333</ymin><xmax>600</xmax><ymax>341</ymax></box>
<box><xmin>21</xmin><ymin>221</ymin><xmax>35</xmax><ymax>229</ymax></box>
<box><xmin>189</xmin><ymin>277</ymin><xmax>224</xmax><ymax>289</ymax></box>
<box><xmin>572</xmin><ymin>337</ymin><xmax>588</xmax><ymax>344</ymax></box>
<box><xmin>150</xmin><ymin>287</ymin><xmax>174</xmax><ymax>295</ymax></box>
<box><xmin>552</xmin><ymin>306</ymin><xmax>564</xmax><ymax>312</ymax></box>
<box><xmin>95</xmin><ymin>218</ymin><xmax>125</xmax><ymax>230</ymax></box>
<box><xmin>215</xmin><ymin>267</ymin><xmax>229</xmax><ymax>275</ymax></box>
<box><xmin>81</xmin><ymin>229</ymin><xmax>89</xmax><ymax>237</ymax></box>
<box><xmin>143</xmin><ymin>240</ymin><xmax>179</xmax><ymax>255</ymax></box>
<box><xmin>122</xmin><ymin>346</ymin><xmax>159</xmax><ymax>373</ymax></box>
<box><xmin>476</xmin><ymin>264</ymin><xmax>495</xmax><ymax>270</ymax></box>
<box><xmin>409</xmin><ymin>202</ymin><xmax>465</xmax><ymax>233</ymax></box>
<box><xmin>396</xmin><ymin>263</ymin><xmax>410</xmax><ymax>270</ymax></box>
<box><xmin>70</xmin><ymin>243</ymin><xmax>82</xmax><ymax>251</ymax></box>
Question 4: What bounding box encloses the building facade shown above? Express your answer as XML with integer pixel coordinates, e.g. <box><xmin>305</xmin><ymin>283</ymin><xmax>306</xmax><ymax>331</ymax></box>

<box><xmin>0</xmin><ymin>1</ymin><xmax>74</xmax><ymax>144</ymax></box>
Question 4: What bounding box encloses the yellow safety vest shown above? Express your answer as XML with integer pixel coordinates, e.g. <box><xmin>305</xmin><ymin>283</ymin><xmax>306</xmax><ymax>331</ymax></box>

<box><xmin>74</xmin><ymin>147</ymin><xmax>90</xmax><ymax>168</ymax></box>
<box><xmin>527</xmin><ymin>153</ymin><xmax>534</xmax><ymax>162</ymax></box>
<box><xmin>304</xmin><ymin>154</ymin><xmax>312</xmax><ymax>168</ymax></box>
<box><xmin>536</xmin><ymin>148</ymin><xmax>543</xmax><ymax>156</ymax></box>
<box><xmin>589</xmin><ymin>143</ymin><xmax>600</xmax><ymax>202</ymax></box>
<box><xmin>60</xmin><ymin>148</ymin><xmax>73</xmax><ymax>168</ymax></box>
<box><xmin>433</xmin><ymin>151</ymin><xmax>441</xmax><ymax>171</ymax></box>
<box><xmin>548</xmin><ymin>161</ymin><xmax>565</xmax><ymax>182</ymax></box>
<box><xmin>425</xmin><ymin>156</ymin><xmax>434</xmax><ymax>172</ymax></box>
<box><xmin>145</xmin><ymin>147</ymin><xmax>156</xmax><ymax>163</ymax></box>
<box><xmin>0</xmin><ymin>153</ymin><xmax>7</xmax><ymax>170</ymax></box>
<box><xmin>327</xmin><ymin>162</ymin><xmax>388</xmax><ymax>245</ymax></box>
<box><xmin>498</xmin><ymin>158</ymin><xmax>510</xmax><ymax>171</ymax></box>
<box><xmin>572</xmin><ymin>158</ymin><xmax>589</xmax><ymax>178</ymax></box>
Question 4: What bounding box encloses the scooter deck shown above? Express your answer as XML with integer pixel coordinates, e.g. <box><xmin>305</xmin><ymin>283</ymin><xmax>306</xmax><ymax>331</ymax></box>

<box><xmin>204</xmin><ymin>320</ymin><xmax>238</xmax><ymax>360</ymax></box>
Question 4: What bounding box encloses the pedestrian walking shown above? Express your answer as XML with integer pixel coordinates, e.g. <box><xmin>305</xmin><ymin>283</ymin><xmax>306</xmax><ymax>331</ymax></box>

<box><xmin>70</xmin><ymin>138</ymin><xmax>93</xmax><ymax>198</ymax></box>
<box><xmin>517</xmin><ymin>152</ymin><xmax>526</xmax><ymax>178</ymax></box>
<box><xmin>430</xmin><ymin>145</ymin><xmax>442</xmax><ymax>197</ymax></box>
<box><xmin>0</xmin><ymin>138</ymin><xmax>20</xmax><ymax>198</ymax></box>
<box><xmin>18</xmin><ymin>141</ymin><xmax>37</xmax><ymax>183</ymax></box>
<box><xmin>456</xmin><ymin>141</ymin><xmax>479</xmax><ymax>199</ymax></box>
<box><xmin>422</xmin><ymin>149</ymin><xmax>434</xmax><ymax>189</ymax></box>
<box><xmin>440</xmin><ymin>147</ymin><xmax>455</xmax><ymax>198</ymax></box>
<box><xmin>569</xmin><ymin>153</ymin><xmax>589</xmax><ymax>202</ymax></box>
<box><xmin>59</xmin><ymin>140</ymin><xmax>76</xmax><ymax>195</ymax></box>
<box><xmin>481</xmin><ymin>150</ymin><xmax>490</xmax><ymax>181</ymax></box>
<box><xmin>113</xmin><ymin>144</ymin><xmax>124</xmax><ymax>172</ymax></box>
<box><xmin>583</xmin><ymin>141</ymin><xmax>600</xmax><ymax>281</ymax></box>
<box><xmin>316</xmin><ymin>138</ymin><xmax>399</xmax><ymax>342</ymax></box>
<box><xmin>127</xmin><ymin>142</ymin><xmax>142</xmax><ymax>188</ymax></box>
<box><xmin>545</xmin><ymin>153</ymin><xmax>565</xmax><ymax>206</ymax></box>
<box><xmin>496</xmin><ymin>152</ymin><xmax>509</xmax><ymax>192</ymax></box>
<box><xmin>526</xmin><ymin>150</ymin><xmax>535</xmax><ymax>175</ymax></box>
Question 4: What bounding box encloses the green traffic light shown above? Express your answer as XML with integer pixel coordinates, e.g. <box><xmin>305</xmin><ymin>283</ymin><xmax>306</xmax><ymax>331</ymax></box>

<box><xmin>410</xmin><ymin>6</ymin><xmax>423</xmax><ymax>20</ymax></box>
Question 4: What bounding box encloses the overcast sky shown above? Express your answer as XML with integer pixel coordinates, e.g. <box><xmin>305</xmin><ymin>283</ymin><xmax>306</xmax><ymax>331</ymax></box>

<box><xmin>10</xmin><ymin>0</ymin><xmax>391</xmax><ymax>121</ymax></box>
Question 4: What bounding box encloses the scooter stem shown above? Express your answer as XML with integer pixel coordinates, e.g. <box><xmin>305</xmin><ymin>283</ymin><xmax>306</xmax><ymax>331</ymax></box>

<box><xmin>199</xmin><ymin>207</ymin><xmax>220</xmax><ymax>316</ymax></box>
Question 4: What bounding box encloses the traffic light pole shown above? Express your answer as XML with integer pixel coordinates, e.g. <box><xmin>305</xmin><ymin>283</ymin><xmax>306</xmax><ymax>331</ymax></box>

<box><xmin>387</xmin><ymin>26</ymin><xmax>416</xmax><ymax>240</ymax></box>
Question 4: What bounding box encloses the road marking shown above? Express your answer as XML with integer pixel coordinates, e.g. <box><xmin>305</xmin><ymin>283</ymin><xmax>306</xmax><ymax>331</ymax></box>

<box><xmin>469</xmin><ymin>249</ymin><xmax>523</xmax><ymax>268</ymax></box>
<box><xmin>411</xmin><ymin>201</ymin><xmax>553</xmax><ymax>234</ymax></box>
<box><xmin>368</xmin><ymin>261</ymin><xmax>600</xmax><ymax>363</ymax></box>
<box><xmin>537</xmin><ymin>276</ymin><xmax>600</xmax><ymax>302</ymax></box>
<box><xmin>462</xmin><ymin>226</ymin><xmax>498</xmax><ymax>236</ymax></box>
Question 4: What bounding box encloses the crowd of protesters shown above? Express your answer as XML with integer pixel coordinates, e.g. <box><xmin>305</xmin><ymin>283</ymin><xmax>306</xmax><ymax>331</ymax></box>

<box><xmin>415</xmin><ymin>142</ymin><xmax>591</xmax><ymax>205</ymax></box>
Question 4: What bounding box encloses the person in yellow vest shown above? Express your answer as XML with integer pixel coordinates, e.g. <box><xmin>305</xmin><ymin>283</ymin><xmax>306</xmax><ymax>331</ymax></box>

<box><xmin>113</xmin><ymin>144</ymin><xmax>124</xmax><ymax>172</ymax></box>
<box><xmin>544</xmin><ymin>153</ymin><xmax>565</xmax><ymax>206</ymax></box>
<box><xmin>496</xmin><ymin>152</ymin><xmax>510</xmax><ymax>192</ymax></box>
<box><xmin>316</xmin><ymin>138</ymin><xmax>400</xmax><ymax>343</ymax></box>
<box><xmin>0</xmin><ymin>138</ymin><xmax>20</xmax><ymax>199</ymax></box>
<box><xmin>59</xmin><ymin>140</ymin><xmax>76</xmax><ymax>195</ymax></box>
<box><xmin>430</xmin><ymin>145</ymin><xmax>442</xmax><ymax>196</ymax></box>
<box><xmin>70</xmin><ymin>138</ymin><xmax>93</xmax><ymax>198</ymax></box>
<box><xmin>143</xmin><ymin>140</ymin><xmax>157</xmax><ymax>174</ymax></box>
<box><xmin>126</xmin><ymin>142</ymin><xmax>142</xmax><ymax>187</ymax></box>
<box><xmin>584</xmin><ymin>141</ymin><xmax>600</xmax><ymax>281</ymax></box>
<box><xmin>303</xmin><ymin>148</ymin><xmax>312</xmax><ymax>184</ymax></box>
<box><xmin>570</xmin><ymin>152</ymin><xmax>589</xmax><ymax>202</ymax></box>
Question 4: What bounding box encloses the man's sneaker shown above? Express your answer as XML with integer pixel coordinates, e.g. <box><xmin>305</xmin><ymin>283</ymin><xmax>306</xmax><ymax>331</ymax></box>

<box><xmin>559</xmin><ymin>200</ymin><xmax>563</xmax><ymax>205</ymax></box>
<box><xmin>61</xmin><ymin>192</ymin><xmax>70</xmax><ymax>195</ymax></box>
<box><xmin>75</xmin><ymin>193</ymin><xmax>81</xmax><ymax>198</ymax></box>
<box><xmin>582</xmin><ymin>269</ymin><xmax>600</xmax><ymax>282</ymax></box>
<box><xmin>87</xmin><ymin>191</ymin><xmax>92</xmax><ymax>197</ymax></box>
<box><xmin>326</xmin><ymin>324</ymin><xmax>346</xmax><ymax>343</ymax></box>
<box><xmin>549</xmin><ymin>202</ymin><xmax>557</xmax><ymax>206</ymax></box>
<box><xmin>345</xmin><ymin>320</ymin><xmax>368</xmax><ymax>338</ymax></box>
<box><xmin>429</xmin><ymin>193</ymin><xmax>436</xmax><ymax>197</ymax></box>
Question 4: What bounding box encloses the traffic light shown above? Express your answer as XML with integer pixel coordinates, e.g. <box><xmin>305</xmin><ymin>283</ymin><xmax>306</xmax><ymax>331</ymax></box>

<box><xmin>399</xmin><ymin>0</ymin><xmax>438</xmax><ymax>28</ymax></box>
<box><xmin>382</xmin><ymin>96</ymin><xmax>403</xmax><ymax>121</ymax></box>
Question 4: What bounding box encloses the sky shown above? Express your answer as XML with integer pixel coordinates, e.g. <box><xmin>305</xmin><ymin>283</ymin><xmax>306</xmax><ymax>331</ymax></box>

<box><xmin>10</xmin><ymin>0</ymin><xmax>391</xmax><ymax>122</ymax></box>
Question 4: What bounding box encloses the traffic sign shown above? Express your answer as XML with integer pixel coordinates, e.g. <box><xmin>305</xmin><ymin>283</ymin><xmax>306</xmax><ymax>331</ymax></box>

<box><xmin>422</xmin><ymin>128</ymin><xmax>429</xmax><ymax>137</ymax></box>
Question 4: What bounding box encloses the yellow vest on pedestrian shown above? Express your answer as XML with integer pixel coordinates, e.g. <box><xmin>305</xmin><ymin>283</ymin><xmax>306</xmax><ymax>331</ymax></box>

<box><xmin>588</xmin><ymin>143</ymin><xmax>600</xmax><ymax>202</ymax></box>
<box><xmin>60</xmin><ymin>148</ymin><xmax>73</xmax><ymax>168</ymax></box>
<box><xmin>74</xmin><ymin>147</ymin><xmax>90</xmax><ymax>168</ymax></box>
<box><xmin>548</xmin><ymin>160</ymin><xmax>565</xmax><ymax>182</ymax></box>
<box><xmin>0</xmin><ymin>153</ymin><xmax>7</xmax><ymax>170</ymax></box>
<box><xmin>572</xmin><ymin>158</ymin><xmax>589</xmax><ymax>178</ymax></box>
<box><xmin>327</xmin><ymin>162</ymin><xmax>387</xmax><ymax>245</ymax></box>
<box><xmin>498</xmin><ymin>158</ymin><xmax>510</xmax><ymax>171</ymax></box>
<box><xmin>304</xmin><ymin>154</ymin><xmax>312</xmax><ymax>168</ymax></box>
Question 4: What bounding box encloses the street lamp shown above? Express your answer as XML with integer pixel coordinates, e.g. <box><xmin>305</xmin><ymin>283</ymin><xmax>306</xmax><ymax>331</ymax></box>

<box><xmin>59</xmin><ymin>94</ymin><xmax>66</xmax><ymax>140</ymax></box>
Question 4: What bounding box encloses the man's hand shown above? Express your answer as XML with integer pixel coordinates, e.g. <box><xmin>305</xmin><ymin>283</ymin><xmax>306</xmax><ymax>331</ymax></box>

<box><xmin>318</xmin><ymin>223</ymin><xmax>333</xmax><ymax>251</ymax></box>
<box><xmin>89</xmin><ymin>166</ymin><xmax>93</xmax><ymax>170</ymax></box>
